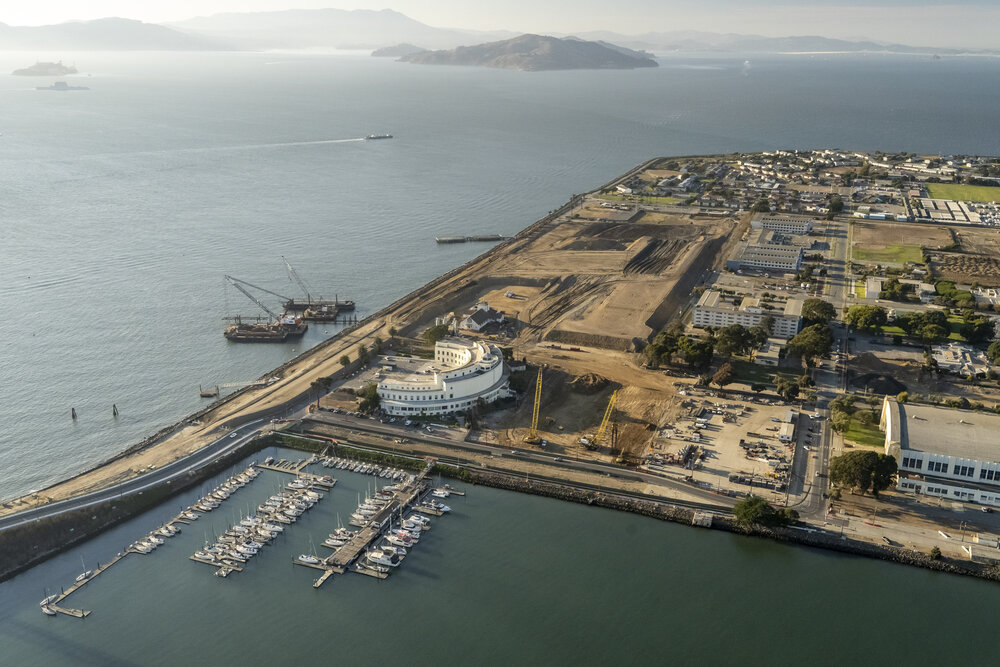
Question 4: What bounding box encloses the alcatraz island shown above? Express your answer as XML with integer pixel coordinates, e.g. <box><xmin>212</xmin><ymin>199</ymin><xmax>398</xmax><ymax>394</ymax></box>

<box><xmin>6</xmin><ymin>149</ymin><xmax>1000</xmax><ymax>583</ymax></box>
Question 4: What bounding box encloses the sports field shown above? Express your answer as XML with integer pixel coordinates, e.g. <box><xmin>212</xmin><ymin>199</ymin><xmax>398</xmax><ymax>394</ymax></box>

<box><xmin>926</xmin><ymin>183</ymin><xmax>1000</xmax><ymax>203</ymax></box>
<box><xmin>851</xmin><ymin>244</ymin><xmax>924</xmax><ymax>264</ymax></box>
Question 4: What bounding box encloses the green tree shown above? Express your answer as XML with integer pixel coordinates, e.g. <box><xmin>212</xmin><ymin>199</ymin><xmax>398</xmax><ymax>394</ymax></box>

<box><xmin>930</xmin><ymin>546</ymin><xmax>942</xmax><ymax>560</ymax></box>
<box><xmin>339</xmin><ymin>354</ymin><xmax>351</xmax><ymax>367</ymax></box>
<box><xmin>918</xmin><ymin>323</ymin><xmax>949</xmax><ymax>342</ymax></box>
<box><xmin>357</xmin><ymin>383</ymin><xmax>381</xmax><ymax>414</ymax></box>
<box><xmin>830</xmin><ymin>412</ymin><xmax>851</xmax><ymax>433</ymax></box>
<box><xmin>801</xmin><ymin>298</ymin><xmax>836</xmax><ymax>326</ymax></box>
<box><xmin>897</xmin><ymin>391</ymin><xmax>909</xmax><ymax>403</ymax></box>
<box><xmin>774</xmin><ymin>377</ymin><xmax>800</xmax><ymax>402</ymax></box>
<box><xmin>845</xmin><ymin>305</ymin><xmax>888</xmax><ymax>331</ymax></box>
<box><xmin>828</xmin><ymin>450</ymin><xmax>897</xmax><ymax>497</ymax></box>
<box><xmin>960</xmin><ymin>317</ymin><xmax>995</xmax><ymax>344</ymax></box>
<box><xmin>715</xmin><ymin>324</ymin><xmax>752</xmax><ymax>357</ymax></box>
<box><xmin>357</xmin><ymin>344</ymin><xmax>370</xmax><ymax>366</ymax></box>
<box><xmin>678</xmin><ymin>336</ymin><xmax>714</xmax><ymax>369</ymax></box>
<box><xmin>787</xmin><ymin>324</ymin><xmax>834</xmax><ymax>363</ymax></box>
<box><xmin>712</xmin><ymin>362</ymin><xmax>736</xmax><ymax>391</ymax></box>
<box><xmin>388</xmin><ymin>326</ymin><xmax>398</xmax><ymax>338</ymax></box>
<box><xmin>750</xmin><ymin>197</ymin><xmax>771</xmax><ymax>213</ymax></box>
<box><xmin>988</xmin><ymin>340</ymin><xmax>1000</xmax><ymax>364</ymax></box>
<box><xmin>373</xmin><ymin>336</ymin><xmax>383</xmax><ymax>353</ymax></box>
<box><xmin>423</xmin><ymin>324</ymin><xmax>450</xmax><ymax>344</ymax></box>
<box><xmin>733</xmin><ymin>495</ymin><xmax>796</xmax><ymax>527</ymax></box>
<box><xmin>751</xmin><ymin>383</ymin><xmax>767</xmax><ymax>395</ymax></box>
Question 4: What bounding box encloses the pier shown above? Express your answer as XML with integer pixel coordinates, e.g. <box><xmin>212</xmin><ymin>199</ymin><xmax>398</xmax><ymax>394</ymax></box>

<box><xmin>435</xmin><ymin>234</ymin><xmax>507</xmax><ymax>244</ymax></box>
<box><xmin>293</xmin><ymin>459</ymin><xmax>441</xmax><ymax>587</ymax></box>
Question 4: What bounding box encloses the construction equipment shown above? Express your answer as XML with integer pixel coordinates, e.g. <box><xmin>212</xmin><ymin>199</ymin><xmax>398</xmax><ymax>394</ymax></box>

<box><xmin>223</xmin><ymin>275</ymin><xmax>307</xmax><ymax>342</ymax></box>
<box><xmin>593</xmin><ymin>390</ymin><xmax>618</xmax><ymax>449</ymax></box>
<box><xmin>280</xmin><ymin>257</ymin><xmax>355</xmax><ymax>313</ymax></box>
<box><xmin>523</xmin><ymin>366</ymin><xmax>543</xmax><ymax>444</ymax></box>
<box><xmin>282</xmin><ymin>256</ymin><xmax>317</xmax><ymax>304</ymax></box>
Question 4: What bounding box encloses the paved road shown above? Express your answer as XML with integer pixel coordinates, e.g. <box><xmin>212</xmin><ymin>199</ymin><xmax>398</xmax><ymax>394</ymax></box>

<box><xmin>0</xmin><ymin>420</ymin><xmax>264</xmax><ymax>533</ymax></box>
<box><xmin>303</xmin><ymin>412</ymin><xmax>735</xmax><ymax>509</ymax></box>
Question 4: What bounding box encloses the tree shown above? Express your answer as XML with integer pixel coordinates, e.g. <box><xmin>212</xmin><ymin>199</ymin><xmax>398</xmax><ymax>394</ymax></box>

<box><xmin>750</xmin><ymin>197</ymin><xmax>771</xmax><ymax>213</ymax></box>
<box><xmin>930</xmin><ymin>546</ymin><xmax>942</xmax><ymax>560</ymax></box>
<box><xmin>388</xmin><ymin>326</ymin><xmax>398</xmax><ymax>338</ymax></box>
<box><xmin>801</xmin><ymin>298</ymin><xmax>835</xmax><ymax>326</ymax></box>
<box><xmin>988</xmin><ymin>340</ymin><xmax>1000</xmax><ymax>364</ymax></box>
<box><xmin>373</xmin><ymin>336</ymin><xmax>383</xmax><ymax>353</ymax></box>
<box><xmin>715</xmin><ymin>324</ymin><xmax>752</xmax><ymax>357</ymax></box>
<box><xmin>774</xmin><ymin>377</ymin><xmax>800</xmax><ymax>402</ymax></box>
<box><xmin>712</xmin><ymin>362</ymin><xmax>736</xmax><ymax>391</ymax></box>
<box><xmin>751</xmin><ymin>383</ymin><xmax>767</xmax><ymax>395</ymax></box>
<box><xmin>828</xmin><ymin>450</ymin><xmax>897</xmax><ymax>497</ymax></box>
<box><xmin>678</xmin><ymin>336</ymin><xmax>714</xmax><ymax>369</ymax></box>
<box><xmin>960</xmin><ymin>317</ymin><xmax>995</xmax><ymax>344</ymax></box>
<box><xmin>357</xmin><ymin>344</ymin><xmax>370</xmax><ymax>366</ymax></box>
<box><xmin>357</xmin><ymin>383</ymin><xmax>381</xmax><ymax>414</ymax></box>
<box><xmin>339</xmin><ymin>354</ymin><xmax>351</xmax><ymax>367</ymax></box>
<box><xmin>918</xmin><ymin>323</ymin><xmax>949</xmax><ymax>342</ymax></box>
<box><xmin>787</xmin><ymin>324</ymin><xmax>834</xmax><ymax>363</ymax></box>
<box><xmin>897</xmin><ymin>391</ymin><xmax>909</xmax><ymax>403</ymax></box>
<box><xmin>733</xmin><ymin>495</ymin><xmax>796</xmax><ymax>527</ymax></box>
<box><xmin>830</xmin><ymin>412</ymin><xmax>851</xmax><ymax>433</ymax></box>
<box><xmin>423</xmin><ymin>324</ymin><xmax>450</xmax><ymax>344</ymax></box>
<box><xmin>845</xmin><ymin>305</ymin><xmax>888</xmax><ymax>331</ymax></box>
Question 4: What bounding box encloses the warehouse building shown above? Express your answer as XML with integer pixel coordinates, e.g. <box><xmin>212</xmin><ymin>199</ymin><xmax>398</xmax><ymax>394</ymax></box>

<box><xmin>751</xmin><ymin>215</ymin><xmax>815</xmax><ymax>235</ymax></box>
<box><xmin>880</xmin><ymin>397</ymin><xmax>1000</xmax><ymax>507</ymax></box>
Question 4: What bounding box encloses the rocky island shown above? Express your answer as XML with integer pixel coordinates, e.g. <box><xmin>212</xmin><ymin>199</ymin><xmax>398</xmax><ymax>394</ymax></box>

<box><xmin>12</xmin><ymin>61</ymin><xmax>78</xmax><ymax>76</ymax></box>
<box><xmin>372</xmin><ymin>43</ymin><xmax>426</xmax><ymax>58</ymax></box>
<box><xmin>399</xmin><ymin>34</ymin><xmax>658</xmax><ymax>71</ymax></box>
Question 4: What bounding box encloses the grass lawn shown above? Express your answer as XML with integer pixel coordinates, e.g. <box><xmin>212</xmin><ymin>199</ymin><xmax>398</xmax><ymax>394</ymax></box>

<box><xmin>853</xmin><ymin>280</ymin><xmax>866</xmax><ymax>298</ymax></box>
<box><xmin>597</xmin><ymin>193</ymin><xmax>683</xmax><ymax>205</ymax></box>
<box><xmin>843</xmin><ymin>419</ymin><xmax>885</xmax><ymax>448</ymax></box>
<box><xmin>851</xmin><ymin>244</ymin><xmax>925</xmax><ymax>264</ymax></box>
<box><xmin>730</xmin><ymin>359</ymin><xmax>799</xmax><ymax>386</ymax></box>
<box><xmin>926</xmin><ymin>183</ymin><xmax>1000</xmax><ymax>203</ymax></box>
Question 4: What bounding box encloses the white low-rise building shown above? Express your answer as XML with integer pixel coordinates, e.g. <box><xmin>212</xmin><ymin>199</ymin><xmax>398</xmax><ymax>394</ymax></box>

<box><xmin>692</xmin><ymin>290</ymin><xmax>803</xmax><ymax>339</ymax></box>
<box><xmin>931</xmin><ymin>342</ymin><xmax>992</xmax><ymax>377</ymax></box>
<box><xmin>751</xmin><ymin>215</ymin><xmax>815</xmax><ymax>234</ymax></box>
<box><xmin>377</xmin><ymin>338</ymin><xmax>510</xmax><ymax>416</ymax></box>
<box><xmin>881</xmin><ymin>397</ymin><xmax>1000</xmax><ymax>507</ymax></box>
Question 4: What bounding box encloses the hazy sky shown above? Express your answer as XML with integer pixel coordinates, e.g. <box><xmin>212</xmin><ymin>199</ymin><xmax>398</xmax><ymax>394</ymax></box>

<box><xmin>3</xmin><ymin>1</ymin><xmax>997</xmax><ymax>48</ymax></box>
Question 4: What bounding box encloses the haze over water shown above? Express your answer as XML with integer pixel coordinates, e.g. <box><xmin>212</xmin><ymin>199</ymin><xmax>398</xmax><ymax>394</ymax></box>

<box><xmin>3</xmin><ymin>51</ymin><xmax>1000</xmax><ymax>663</ymax></box>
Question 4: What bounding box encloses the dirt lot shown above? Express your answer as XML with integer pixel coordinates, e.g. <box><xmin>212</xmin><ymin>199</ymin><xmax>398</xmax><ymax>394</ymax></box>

<box><xmin>851</xmin><ymin>352</ymin><xmax>1000</xmax><ymax>406</ymax></box>
<box><xmin>853</xmin><ymin>221</ymin><xmax>953</xmax><ymax>250</ymax></box>
<box><xmin>933</xmin><ymin>254</ymin><xmax>1000</xmax><ymax>285</ymax></box>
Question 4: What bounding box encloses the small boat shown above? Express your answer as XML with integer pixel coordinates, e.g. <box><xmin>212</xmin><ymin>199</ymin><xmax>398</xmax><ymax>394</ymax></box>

<box><xmin>365</xmin><ymin>133</ymin><xmax>393</xmax><ymax>140</ymax></box>
<box><xmin>147</xmin><ymin>534</ymin><xmax>165</xmax><ymax>546</ymax></box>
<box><xmin>298</xmin><ymin>554</ymin><xmax>320</xmax><ymax>565</ymax></box>
<box><xmin>432</xmin><ymin>488</ymin><xmax>450</xmax><ymax>498</ymax></box>
<box><xmin>41</xmin><ymin>606</ymin><xmax>57</xmax><ymax>616</ymax></box>
<box><xmin>386</xmin><ymin>533</ymin><xmax>412</xmax><ymax>548</ymax></box>
<box><xmin>381</xmin><ymin>544</ymin><xmax>407</xmax><ymax>559</ymax></box>
<box><xmin>75</xmin><ymin>570</ymin><xmax>93</xmax><ymax>583</ymax></box>
<box><xmin>323</xmin><ymin>538</ymin><xmax>346</xmax><ymax>548</ymax></box>
<box><xmin>40</xmin><ymin>594</ymin><xmax>58</xmax><ymax>606</ymax></box>
<box><xmin>366</xmin><ymin>549</ymin><xmax>400</xmax><ymax>568</ymax></box>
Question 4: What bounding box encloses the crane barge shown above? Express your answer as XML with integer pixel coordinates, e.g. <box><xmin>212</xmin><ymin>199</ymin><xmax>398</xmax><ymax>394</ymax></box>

<box><xmin>280</xmin><ymin>256</ymin><xmax>355</xmax><ymax>316</ymax></box>
<box><xmin>223</xmin><ymin>275</ymin><xmax>308</xmax><ymax>343</ymax></box>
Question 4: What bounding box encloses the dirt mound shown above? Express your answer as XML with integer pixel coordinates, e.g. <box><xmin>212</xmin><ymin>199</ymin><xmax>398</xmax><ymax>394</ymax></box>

<box><xmin>569</xmin><ymin>373</ymin><xmax>609</xmax><ymax>394</ymax></box>
<box><xmin>849</xmin><ymin>372</ymin><xmax>906</xmax><ymax>395</ymax></box>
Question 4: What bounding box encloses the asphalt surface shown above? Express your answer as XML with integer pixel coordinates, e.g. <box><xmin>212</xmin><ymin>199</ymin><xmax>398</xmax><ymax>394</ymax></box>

<box><xmin>0</xmin><ymin>420</ymin><xmax>264</xmax><ymax>533</ymax></box>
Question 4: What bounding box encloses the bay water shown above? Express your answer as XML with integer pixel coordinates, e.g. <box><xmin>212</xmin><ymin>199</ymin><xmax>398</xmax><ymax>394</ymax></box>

<box><xmin>2</xmin><ymin>51</ymin><xmax>1000</xmax><ymax>663</ymax></box>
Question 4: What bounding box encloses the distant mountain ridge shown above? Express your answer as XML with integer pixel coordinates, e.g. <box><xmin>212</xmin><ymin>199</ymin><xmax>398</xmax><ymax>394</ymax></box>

<box><xmin>0</xmin><ymin>17</ymin><xmax>226</xmax><ymax>51</ymax></box>
<box><xmin>170</xmin><ymin>8</ymin><xmax>512</xmax><ymax>50</ymax></box>
<box><xmin>400</xmin><ymin>34</ymin><xmax>658</xmax><ymax>71</ymax></box>
<box><xmin>0</xmin><ymin>9</ymin><xmax>982</xmax><ymax>54</ymax></box>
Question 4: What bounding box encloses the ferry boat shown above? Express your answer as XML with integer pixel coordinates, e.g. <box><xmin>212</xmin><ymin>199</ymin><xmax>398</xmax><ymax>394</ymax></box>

<box><xmin>365</xmin><ymin>133</ymin><xmax>393</xmax><ymax>140</ymax></box>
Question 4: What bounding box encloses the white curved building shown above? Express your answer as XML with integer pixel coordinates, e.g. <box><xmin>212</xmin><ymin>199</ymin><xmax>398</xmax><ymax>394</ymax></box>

<box><xmin>377</xmin><ymin>338</ymin><xmax>510</xmax><ymax>416</ymax></box>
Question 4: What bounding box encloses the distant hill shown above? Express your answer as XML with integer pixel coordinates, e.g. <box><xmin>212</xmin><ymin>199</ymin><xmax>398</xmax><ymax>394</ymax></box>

<box><xmin>171</xmin><ymin>8</ymin><xmax>511</xmax><ymax>51</ymax></box>
<box><xmin>372</xmin><ymin>43</ymin><xmax>426</xmax><ymax>58</ymax></box>
<box><xmin>400</xmin><ymin>34</ymin><xmax>659</xmax><ymax>71</ymax></box>
<box><xmin>567</xmin><ymin>30</ymin><xmax>967</xmax><ymax>55</ymax></box>
<box><xmin>0</xmin><ymin>18</ymin><xmax>227</xmax><ymax>51</ymax></box>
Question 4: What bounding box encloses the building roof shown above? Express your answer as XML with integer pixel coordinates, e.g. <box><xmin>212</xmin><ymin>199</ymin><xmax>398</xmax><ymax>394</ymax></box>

<box><xmin>783</xmin><ymin>299</ymin><xmax>804</xmax><ymax>318</ymax></box>
<box><xmin>893</xmin><ymin>402</ymin><xmax>1000</xmax><ymax>463</ymax></box>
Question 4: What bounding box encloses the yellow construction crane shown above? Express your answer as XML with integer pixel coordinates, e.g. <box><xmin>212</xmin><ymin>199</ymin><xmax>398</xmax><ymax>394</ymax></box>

<box><xmin>593</xmin><ymin>390</ymin><xmax>618</xmax><ymax>448</ymax></box>
<box><xmin>523</xmin><ymin>366</ymin><xmax>543</xmax><ymax>444</ymax></box>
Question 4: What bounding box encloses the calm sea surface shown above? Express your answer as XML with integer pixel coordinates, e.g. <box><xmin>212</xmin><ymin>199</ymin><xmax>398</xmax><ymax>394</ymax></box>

<box><xmin>2</xmin><ymin>51</ymin><xmax>1000</xmax><ymax>664</ymax></box>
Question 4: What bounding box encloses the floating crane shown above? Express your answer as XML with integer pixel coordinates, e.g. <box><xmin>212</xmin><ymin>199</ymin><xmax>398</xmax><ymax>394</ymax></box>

<box><xmin>279</xmin><ymin>257</ymin><xmax>355</xmax><ymax>314</ymax></box>
<box><xmin>223</xmin><ymin>275</ymin><xmax>307</xmax><ymax>343</ymax></box>
<box><xmin>523</xmin><ymin>366</ymin><xmax>543</xmax><ymax>445</ymax></box>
